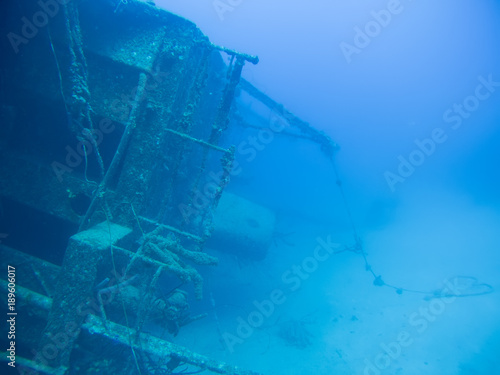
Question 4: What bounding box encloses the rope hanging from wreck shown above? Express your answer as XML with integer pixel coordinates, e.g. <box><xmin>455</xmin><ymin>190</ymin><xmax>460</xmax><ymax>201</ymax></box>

<box><xmin>59</xmin><ymin>2</ymin><xmax>105</xmax><ymax>178</ymax></box>
<box><xmin>78</xmin><ymin>72</ymin><xmax>148</xmax><ymax>232</ymax></box>
<box><xmin>102</xmin><ymin>204</ymin><xmax>143</xmax><ymax>375</ymax></box>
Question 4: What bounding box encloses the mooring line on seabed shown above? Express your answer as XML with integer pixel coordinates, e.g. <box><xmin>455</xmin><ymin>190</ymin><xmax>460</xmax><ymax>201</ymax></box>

<box><xmin>328</xmin><ymin>155</ymin><xmax>494</xmax><ymax>300</ymax></box>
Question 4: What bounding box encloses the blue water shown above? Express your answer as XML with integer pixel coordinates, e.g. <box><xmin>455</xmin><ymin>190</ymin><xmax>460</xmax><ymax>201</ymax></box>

<box><xmin>157</xmin><ymin>1</ymin><xmax>500</xmax><ymax>374</ymax></box>
<box><xmin>2</xmin><ymin>1</ymin><xmax>499</xmax><ymax>374</ymax></box>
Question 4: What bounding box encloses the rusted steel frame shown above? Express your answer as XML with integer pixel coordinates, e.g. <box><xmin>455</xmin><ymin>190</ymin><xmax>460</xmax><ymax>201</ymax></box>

<box><xmin>184</xmin><ymin>56</ymin><xmax>244</xmax><ymax>237</ymax></box>
<box><xmin>138</xmin><ymin>216</ymin><xmax>205</xmax><ymax>243</ymax></box>
<box><xmin>163</xmin><ymin>127</ymin><xmax>232</xmax><ymax>154</ymax></box>
<box><xmin>238</xmin><ymin>78</ymin><xmax>339</xmax><ymax>155</ymax></box>
<box><xmin>233</xmin><ymin>113</ymin><xmax>325</xmax><ymax>143</ymax></box>
<box><xmin>199</xmin><ymin>145</ymin><xmax>236</xmax><ymax>242</ymax></box>
<box><xmin>212</xmin><ymin>43</ymin><xmax>259</xmax><ymax>65</ymax></box>
<box><xmin>78</xmin><ymin>72</ymin><xmax>148</xmax><ymax>231</ymax></box>
<box><xmin>83</xmin><ymin>314</ymin><xmax>263</xmax><ymax>375</ymax></box>
<box><xmin>156</xmin><ymin>45</ymin><xmax>212</xmax><ymax>223</ymax></box>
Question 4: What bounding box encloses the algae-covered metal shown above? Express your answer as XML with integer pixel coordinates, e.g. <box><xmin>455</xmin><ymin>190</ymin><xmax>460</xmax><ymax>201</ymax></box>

<box><xmin>0</xmin><ymin>0</ymin><xmax>337</xmax><ymax>373</ymax></box>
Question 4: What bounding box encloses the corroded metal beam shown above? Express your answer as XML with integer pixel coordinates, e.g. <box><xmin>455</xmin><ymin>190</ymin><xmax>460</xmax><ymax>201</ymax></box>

<box><xmin>83</xmin><ymin>314</ymin><xmax>263</xmax><ymax>375</ymax></box>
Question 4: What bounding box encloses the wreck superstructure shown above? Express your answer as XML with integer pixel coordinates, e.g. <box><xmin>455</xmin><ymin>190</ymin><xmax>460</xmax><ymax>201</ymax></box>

<box><xmin>0</xmin><ymin>1</ymin><xmax>338</xmax><ymax>374</ymax></box>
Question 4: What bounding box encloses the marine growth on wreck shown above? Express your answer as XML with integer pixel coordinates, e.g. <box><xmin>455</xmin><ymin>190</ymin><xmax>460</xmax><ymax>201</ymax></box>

<box><xmin>1</xmin><ymin>1</ymin><xmax>499</xmax><ymax>375</ymax></box>
<box><xmin>0</xmin><ymin>1</ymin><xmax>340</xmax><ymax>374</ymax></box>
